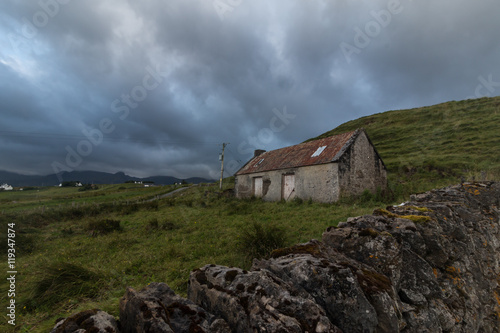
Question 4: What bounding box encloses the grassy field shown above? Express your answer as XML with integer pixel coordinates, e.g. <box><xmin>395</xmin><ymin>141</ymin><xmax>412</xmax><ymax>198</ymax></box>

<box><xmin>0</xmin><ymin>181</ymin><xmax>385</xmax><ymax>332</ymax></box>
<box><xmin>1</xmin><ymin>96</ymin><xmax>498</xmax><ymax>332</ymax></box>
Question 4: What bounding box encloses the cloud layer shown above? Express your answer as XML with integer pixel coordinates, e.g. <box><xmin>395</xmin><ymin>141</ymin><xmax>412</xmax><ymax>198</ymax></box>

<box><xmin>1</xmin><ymin>0</ymin><xmax>499</xmax><ymax>179</ymax></box>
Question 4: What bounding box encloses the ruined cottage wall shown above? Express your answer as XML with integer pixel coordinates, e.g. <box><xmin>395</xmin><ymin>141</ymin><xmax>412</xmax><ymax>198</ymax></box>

<box><xmin>235</xmin><ymin>163</ymin><xmax>339</xmax><ymax>202</ymax></box>
<box><xmin>235</xmin><ymin>171</ymin><xmax>282</xmax><ymax>200</ymax></box>
<box><xmin>294</xmin><ymin>164</ymin><xmax>339</xmax><ymax>202</ymax></box>
<box><xmin>338</xmin><ymin>131</ymin><xmax>387</xmax><ymax>197</ymax></box>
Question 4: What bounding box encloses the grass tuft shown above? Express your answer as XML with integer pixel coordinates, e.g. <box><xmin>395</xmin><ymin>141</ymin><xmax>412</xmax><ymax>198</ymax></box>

<box><xmin>22</xmin><ymin>262</ymin><xmax>103</xmax><ymax>312</ymax></box>
<box><xmin>238</xmin><ymin>222</ymin><xmax>288</xmax><ymax>260</ymax></box>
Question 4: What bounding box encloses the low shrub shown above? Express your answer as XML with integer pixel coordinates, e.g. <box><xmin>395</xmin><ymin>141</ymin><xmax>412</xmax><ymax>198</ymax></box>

<box><xmin>339</xmin><ymin>186</ymin><xmax>395</xmax><ymax>206</ymax></box>
<box><xmin>147</xmin><ymin>218</ymin><xmax>159</xmax><ymax>230</ymax></box>
<box><xmin>238</xmin><ymin>222</ymin><xmax>288</xmax><ymax>260</ymax></box>
<box><xmin>61</xmin><ymin>227</ymin><xmax>74</xmax><ymax>236</ymax></box>
<box><xmin>21</xmin><ymin>187</ymin><xmax>38</xmax><ymax>191</ymax></box>
<box><xmin>78</xmin><ymin>184</ymin><xmax>99</xmax><ymax>192</ymax></box>
<box><xmin>161</xmin><ymin>221</ymin><xmax>178</xmax><ymax>231</ymax></box>
<box><xmin>85</xmin><ymin>219</ymin><xmax>121</xmax><ymax>235</ymax></box>
<box><xmin>146</xmin><ymin>218</ymin><xmax>179</xmax><ymax>231</ymax></box>
<box><xmin>0</xmin><ymin>229</ymin><xmax>38</xmax><ymax>256</ymax></box>
<box><xmin>226</xmin><ymin>201</ymin><xmax>252</xmax><ymax>215</ymax></box>
<box><xmin>180</xmin><ymin>199</ymin><xmax>194</xmax><ymax>207</ymax></box>
<box><xmin>16</xmin><ymin>232</ymin><xmax>38</xmax><ymax>255</ymax></box>
<box><xmin>120</xmin><ymin>203</ymin><xmax>139</xmax><ymax>215</ymax></box>
<box><xmin>163</xmin><ymin>198</ymin><xmax>175</xmax><ymax>207</ymax></box>
<box><xmin>142</xmin><ymin>200</ymin><xmax>159</xmax><ymax>211</ymax></box>
<box><xmin>63</xmin><ymin>207</ymin><xmax>86</xmax><ymax>219</ymax></box>
<box><xmin>359</xmin><ymin>189</ymin><xmax>375</xmax><ymax>204</ymax></box>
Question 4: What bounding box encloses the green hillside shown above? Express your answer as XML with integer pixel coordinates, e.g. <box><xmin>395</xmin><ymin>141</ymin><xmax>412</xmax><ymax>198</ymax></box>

<box><xmin>310</xmin><ymin>96</ymin><xmax>500</xmax><ymax>193</ymax></box>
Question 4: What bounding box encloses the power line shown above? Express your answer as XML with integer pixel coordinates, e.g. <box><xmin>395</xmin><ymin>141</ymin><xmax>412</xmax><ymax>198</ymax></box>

<box><xmin>225</xmin><ymin>146</ymin><xmax>243</xmax><ymax>164</ymax></box>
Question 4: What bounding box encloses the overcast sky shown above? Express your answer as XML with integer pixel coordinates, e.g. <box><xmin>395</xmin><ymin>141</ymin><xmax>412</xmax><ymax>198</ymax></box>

<box><xmin>1</xmin><ymin>0</ymin><xmax>499</xmax><ymax>180</ymax></box>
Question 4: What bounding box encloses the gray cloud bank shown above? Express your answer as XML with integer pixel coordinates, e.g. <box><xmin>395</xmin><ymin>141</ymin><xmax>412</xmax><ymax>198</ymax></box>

<box><xmin>1</xmin><ymin>0</ymin><xmax>499</xmax><ymax>179</ymax></box>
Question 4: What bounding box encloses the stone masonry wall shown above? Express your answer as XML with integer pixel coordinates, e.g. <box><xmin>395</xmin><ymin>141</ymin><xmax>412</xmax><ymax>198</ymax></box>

<box><xmin>235</xmin><ymin>163</ymin><xmax>339</xmax><ymax>202</ymax></box>
<box><xmin>338</xmin><ymin>130</ymin><xmax>387</xmax><ymax>197</ymax></box>
<box><xmin>52</xmin><ymin>182</ymin><xmax>499</xmax><ymax>333</ymax></box>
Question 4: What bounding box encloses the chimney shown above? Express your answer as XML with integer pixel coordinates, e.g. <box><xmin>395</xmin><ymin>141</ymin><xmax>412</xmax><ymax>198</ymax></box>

<box><xmin>254</xmin><ymin>149</ymin><xmax>266</xmax><ymax>158</ymax></box>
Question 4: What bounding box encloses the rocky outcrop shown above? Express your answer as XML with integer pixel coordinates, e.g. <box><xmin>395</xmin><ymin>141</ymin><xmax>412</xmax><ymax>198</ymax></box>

<box><xmin>52</xmin><ymin>182</ymin><xmax>500</xmax><ymax>332</ymax></box>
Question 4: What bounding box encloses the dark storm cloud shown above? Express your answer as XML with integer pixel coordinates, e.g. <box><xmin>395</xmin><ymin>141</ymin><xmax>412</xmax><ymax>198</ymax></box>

<box><xmin>0</xmin><ymin>0</ymin><xmax>499</xmax><ymax>179</ymax></box>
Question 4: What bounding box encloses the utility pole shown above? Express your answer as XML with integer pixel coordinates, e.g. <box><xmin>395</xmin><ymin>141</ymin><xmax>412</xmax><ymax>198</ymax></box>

<box><xmin>219</xmin><ymin>143</ymin><xmax>228</xmax><ymax>190</ymax></box>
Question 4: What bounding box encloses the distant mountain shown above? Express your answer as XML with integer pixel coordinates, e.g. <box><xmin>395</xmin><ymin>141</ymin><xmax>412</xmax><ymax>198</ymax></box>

<box><xmin>0</xmin><ymin>170</ymin><xmax>213</xmax><ymax>187</ymax></box>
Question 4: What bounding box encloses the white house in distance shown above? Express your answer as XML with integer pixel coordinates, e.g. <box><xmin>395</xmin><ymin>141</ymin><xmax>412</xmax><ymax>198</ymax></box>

<box><xmin>1</xmin><ymin>184</ymin><xmax>13</xmax><ymax>191</ymax></box>
<box><xmin>58</xmin><ymin>182</ymin><xmax>83</xmax><ymax>187</ymax></box>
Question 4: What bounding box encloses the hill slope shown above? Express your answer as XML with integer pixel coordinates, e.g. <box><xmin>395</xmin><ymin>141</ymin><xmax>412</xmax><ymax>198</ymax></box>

<box><xmin>309</xmin><ymin>96</ymin><xmax>500</xmax><ymax>192</ymax></box>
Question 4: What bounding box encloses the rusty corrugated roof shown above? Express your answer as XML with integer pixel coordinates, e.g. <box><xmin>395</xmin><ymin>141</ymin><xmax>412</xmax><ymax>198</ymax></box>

<box><xmin>235</xmin><ymin>129</ymin><xmax>359</xmax><ymax>175</ymax></box>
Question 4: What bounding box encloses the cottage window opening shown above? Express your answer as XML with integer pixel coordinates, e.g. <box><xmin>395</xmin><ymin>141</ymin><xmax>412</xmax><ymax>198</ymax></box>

<box><xmin>311</xmin><ymin>146</ymin><xmax>327</xmax><ymax>157</ymax></box>
<box><xmin>254</xmin><ymin>159</ymin><xmax>265</xmax><ymax>168</ymax></box>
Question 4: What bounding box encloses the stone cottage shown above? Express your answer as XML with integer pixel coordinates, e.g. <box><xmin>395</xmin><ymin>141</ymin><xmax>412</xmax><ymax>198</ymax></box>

<box><xmin>234</xmin><ymin>129</ymin><xmax>387</xmax><ymax>203</ymax></box>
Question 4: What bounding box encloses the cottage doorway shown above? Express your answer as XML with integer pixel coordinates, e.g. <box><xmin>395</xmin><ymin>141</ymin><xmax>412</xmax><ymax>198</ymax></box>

<box><xmin>253</xmin><ymin>177</ymin><xmax>263</xmax><ymax>197</ymax></box>
<box><xmin>282</xmin><ymin>174</ymin><xmax>295</xmax><ymax>200</ymax></box>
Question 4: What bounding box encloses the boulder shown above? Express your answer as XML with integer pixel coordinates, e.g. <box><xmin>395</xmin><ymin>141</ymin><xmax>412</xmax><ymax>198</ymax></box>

<box><xmin>188</xmin><ymin>264</ymin><xmax>340</xmax><ymax>332</ymax></box>
<box><xmin>119</xmin><ymin>282</ymin><xmax>230</xmax><ymax>333</ymax></box>
<box><xmin>50</xmin><ymin>309</ymin><xmax>119</xmax><ymax>333</ymax></box>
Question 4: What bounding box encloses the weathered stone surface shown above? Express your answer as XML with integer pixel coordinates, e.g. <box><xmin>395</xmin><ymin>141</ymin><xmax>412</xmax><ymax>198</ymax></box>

<box><xmin>50</xmin><ymin>309</ymin><xmax>119</xmax><ymax>333</ymax></box>
<box><xmin>119</xmin><ymin>282</ymin><xmax>230</xmax><ymax>333</ymax></box>
<box><xmin>320</xmin><ymin>182</ymin><xmax>500</xmax><ymax>332</ymax></box>
<box><xmin>52</xmin><ymin>182</ymin><xmax>500</xmax><ymax>333</ymax></box>
<box><xmin>188</xmin><ymin>264</ymin><xmax>340</xmax><ymax>332</ymax></box>
<box><xmin>254</xmin><ymin>240</ymin><xmax>402</xmax><ymax>332</ymax></box>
